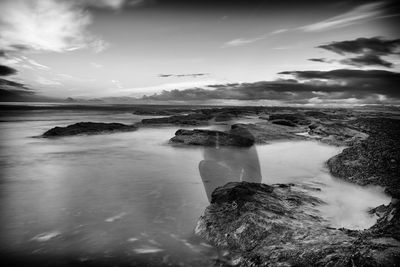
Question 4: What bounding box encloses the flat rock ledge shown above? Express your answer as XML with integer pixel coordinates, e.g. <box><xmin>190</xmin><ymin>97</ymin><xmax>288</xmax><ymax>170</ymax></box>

<box><xmin>42</xmin><ymin>122</ymin><xmax>138</xmax><ymax>137</ymax></box>
<box><xmin>170</xmin><ymin>129</ymin><xmax>255</xmax><ymax>147</ymax></box>
<box><xmin>195</xmin><ymin>182</ymin><xmax>400</xmax><ymax>266</ymax></box>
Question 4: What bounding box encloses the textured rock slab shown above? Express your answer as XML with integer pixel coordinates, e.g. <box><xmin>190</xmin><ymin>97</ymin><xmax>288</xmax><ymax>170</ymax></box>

<box><xmin>195</xmin><ymin>182</ymin><xmax>400</xmax><ymax>266</ymax></box>
<box><xmin>230</xmin><ymin>123</ymin><xmax>305</xmax><ymax>143</ymax></box>
<box><xmin>308</xmin><ymin>122</ymin><xmax>368</xmax><ymax>146</ymax></box>
<box><xmin>170</xmin><ymin>129</ymin><xmax>255</xmax><ymax>147</ymax></box>
<box><xmin>141</xmin><ymin>113</ymin><xmax>212</xmax><ymax>126</ymax></box>
<box><xmin>42</xmin><ymin>122</ymin><xmax>138</xmax><ymax>137</ymax></box>
<box><xmin>327</xmin><ymin>118</ymin><xmax>400</xmax><ymax>242</ymax></box>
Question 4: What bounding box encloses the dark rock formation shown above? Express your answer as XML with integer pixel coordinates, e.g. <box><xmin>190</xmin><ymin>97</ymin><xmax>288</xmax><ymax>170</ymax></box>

<box><xmin>270</xmin><ymin>119</ymin><xmax>296</xmax><ymax>127</ymax></box>
<box><xmin>214</xmin><ymin>112</ymin><xmax>235</xmax><ymax>122</ymax></box>
<box><xmin>327</xmin><ymin>118</ymin><xmax>400</xmax><ymax>197</ymax></box>
<box><xmin>141</xmin><ymin>113</ymin><xmax>213</xmax><ymax>126</ymax></box>
<box><xmin>195</xmin><ymin>182</ymin><xmax>400</xmax><ymax>266</ymax></box>
<box><xmin>269</xmin><ymin>113</ymin><xmax>310</xmax><ymax>125</ymax></box>
<box><xmin>327</xmin><ymin>118</ymin><xmax>400</xmax><ymax>246</ymax></box>
<box><xmin>170</xmin><ymin>129</ymin><xmax>255</xmax><ymax>147</ymax></box>
<box><xmin>231</xmin><ymin>123</ymin><xmax>304</xmax><ymax>143</ymax></box>
<box><xmin>308</xmin><ymin>122</ymin><xmax>368</xmax><ymax>146</ymax></box>
<box><xmin>42</xmin><ymin>122</ymin><xmax>138</xmax><ymax>137</ymax></box>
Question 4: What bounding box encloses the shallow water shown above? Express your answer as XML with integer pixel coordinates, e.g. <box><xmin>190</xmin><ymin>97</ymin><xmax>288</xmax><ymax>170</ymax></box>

<box><xmin>0</xmin><ymin>110</ymin><xmax>391</xmax><ymax>265</ymax></box>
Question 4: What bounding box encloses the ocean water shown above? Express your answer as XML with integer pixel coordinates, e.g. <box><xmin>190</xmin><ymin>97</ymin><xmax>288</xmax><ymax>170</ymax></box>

<box><xmin>0</xmin><ymin>109</ymin><xmax>391</xmax><ymax>266</ymax></box>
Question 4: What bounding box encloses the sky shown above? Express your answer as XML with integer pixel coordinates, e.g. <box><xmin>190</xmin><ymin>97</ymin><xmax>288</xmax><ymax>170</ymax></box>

<box><xmin>0</xmin><ymin>0</ymin><xmax>399</xmax><ymax>105</ymax></box>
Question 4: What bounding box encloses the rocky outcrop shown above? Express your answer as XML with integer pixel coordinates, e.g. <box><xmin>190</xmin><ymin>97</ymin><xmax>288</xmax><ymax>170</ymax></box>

<box><xmin>141</xmin><ymin>113</ymin><xmax>213</xmax><ymax>126</ymax></box>
<box><xmin>170</xmin><ymin>129</ymin><xmax>255</xmax><ymax>147</ymax></box>
<box><xmin>195</xmin><ymin>182</ymin><xmax>400</xmax><ymax>266</ymax></box>
<box><xmin>269</xmin><ymin>113</ymin><xmax>310</xmax><ymax>126</ymax></box>
<box><xmin>326</xmin><ymin>118</ymin><xmax>400</xmax><ymax>247</ymax></box>
<box><xmin>42</xmin><ymin>122</ymin><xmax>138</xmax><ymax>137</ymax></box>
<box><xmin>230</xmin><ymin>123</ymin><xmax>305</xmax><ymax>143</ymax></box>
<box><xmin>326</xmin><ymin>118</ymin><xmax>400</xmax><ymax>197</ymax></box>
<box><xmin>270</xmin><ymin>119</ymin><xmax>296</xmax><ymax>127</ymax></box>
<box><xmin>308</xmin><ymin>122</ymin><xmax>368</xmax><ymax>146</ymax></box>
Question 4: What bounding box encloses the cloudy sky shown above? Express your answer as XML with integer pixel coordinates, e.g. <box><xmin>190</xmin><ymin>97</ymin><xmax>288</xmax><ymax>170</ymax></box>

<box><xmin>0</xmin><ymin>0</ymin><xmax>399</xmax><ymax>105</ymax></box>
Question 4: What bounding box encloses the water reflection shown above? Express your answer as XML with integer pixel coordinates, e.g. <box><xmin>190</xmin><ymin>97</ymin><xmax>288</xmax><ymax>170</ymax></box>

<box><xmin>198</xmin><ymin>130</ymin><xmax>262</xmax><ymax>202</ymax></box>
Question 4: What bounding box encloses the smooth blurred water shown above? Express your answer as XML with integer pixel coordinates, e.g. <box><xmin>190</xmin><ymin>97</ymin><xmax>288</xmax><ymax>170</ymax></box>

<box><xmin>0</xmin><ymin>110</ymin><xmax>391</xmax><ymax>266</ymax></box>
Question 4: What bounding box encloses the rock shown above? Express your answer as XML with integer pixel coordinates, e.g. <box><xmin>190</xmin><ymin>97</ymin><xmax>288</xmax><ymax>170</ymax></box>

<box><xmin>327</xmin><ymin>118</ymin><xmax>400</xmax><ymax>241</ymax></box>
<box><xmin>270</xmin><ymin>119</ymin><xmax>296</xmax><ymax>127</ymax></box>
<box><xmin>326</xmin><ymin>118</ymin><xmax>400</xmax><ymax>196</ymax></box>
<box><xmin>214</xmin><ymin>112</ymin><xmax>235</xmax><ymax>122</ymax></box>
<box><xmin>170</xmin><ymin>129</ymin><xmax>255</xmax><ymax>147</ymax></box>
<box><xmin>308</xmin><ymin>122</ymin><xmax>368</xmax><ymax>146</ymax></box>
<box><xmin>42</xmin><ymin>122</ymin><xmax>138</xmax><ymax>137</ymax></box>
<box><xmin>230</xmin><ymin>123</ymin><xmax>305</xmax><ymax>143</ymax></box>
<box><xmin>269</xmin><ymin>113</ymin><xmax>310</xmax><ymax>125</ymax></box>
<box><xmin>195</xmin><ymin>182</ymin><xmax>400</xmax><ymax>266</ymax></box>
<box><xmin>141</xmin><ymin>113</ymin><xmax>213</xmax><ymax>126</ymax></box>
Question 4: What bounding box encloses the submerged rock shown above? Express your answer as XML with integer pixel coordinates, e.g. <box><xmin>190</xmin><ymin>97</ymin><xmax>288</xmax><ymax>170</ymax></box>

<box><xmin>170</xmin><ymin>129</ymin><xmax>255</xmax><ymax>147</ymax></box>
<box><xmin>195</xmin><ymin>182</ymin><xmax>400</xmax><ymax>266</ymax></box>
<box><xmin>42</xmin><ymin>122</ymin><xmax>138</xmax><ymax>137</ymax></box>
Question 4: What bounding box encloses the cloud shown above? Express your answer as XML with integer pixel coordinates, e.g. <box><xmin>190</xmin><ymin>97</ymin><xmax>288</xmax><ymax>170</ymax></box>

<box><xmin>222</xmin><ymin>37</ymin><xmax>266</xmax><ymax>48</ymax></box>
<box><xmin>143</xmin><ymin>68</ymin><xmax>400</xmax><ymax>104</ymax></box>
<box><xmin>90</xmin><ymin>62</ymin><xmax>103</xmax><ymax>68</ymax></box>
<box><xmin>299</xmin><ymin>2</ymin><xmax>386</xmax><ymax>32</ymax></box>
<box><xmin>0</xmin><ymin>0</ymin><xmax>108</xmax><ymax>53</ymax></box>
<box><xmin>279</xmin><ymin>69</ymin><xmax>400</xmax><ymax>97</ymax></box>
<box><xmin>279</xmin><ymin>69</ymin><xmax>399</xmax><ymax>81</ymax></box>
<box><xmin>317</xmin><ymin>37</ymin><xmax>400</xmax><ymax>68</ymax></box>
<box><xmin>308</xmin><ymin>58</ymin><xmax>332</xmax><ymax>63</ymax></box>
<box><xmin>221</xmin><ymin>28</ymin><xmax>288</xmax><ymax>48</ymax></box>
<box><xmin>0</xmin><ymin>65</ymin><xmax>17</xmax><ymax>76</ymax></box>
<box><xmin>158</xmin><ymin>73</ymin><xmax>209</xmax><ymax>78</ymax></box>
<box><xmin>340</xmin><ymin>54</ymin><xmax>393</xmax><ymax>68</ymax></box>
<box><xmin>318</xmin><ymin>37</ymin><xmax>400</xmax><ymax>55</ymax></box>
<box><xmin>36</xmin><ymin>76</ymin><xmax>61</xmax><ymax>86</ymax></box>
<box><xmin>83</xmin><ymin>0</ymin><xmax>126</xmax><ymax>9</ymax></box>
<box><xmin>26</xmin><ymin>58</ymin><xmax>50</xmax><ymax>70</ymax></box>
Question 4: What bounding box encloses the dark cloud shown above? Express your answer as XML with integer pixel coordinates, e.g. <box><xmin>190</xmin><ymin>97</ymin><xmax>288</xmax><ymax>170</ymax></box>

<box><xmin>0</xmin><ymin>65</ymin><xmax>18</xmax><ymax>76</ymax></box>
<box><xmin>318</xmin><ymin>37</ymin><xmax>400</xmax><ymax>55</ymax></box>
<box><xmin>143</xmin><ymin>69</ymin><xmax>400</xmax><ymax>103</ymax></box>
<box><xmin>0</xmin><ymin>78</ymin><xmax>25</xmax><ymax>88</ymax></box>
<box><xmin>340</xmin><ymin>54</ymin><xmax>393</xmax><ymax>68</ymax></box>
<box><xmin>317</xmin><ymin>37</ymin><xmax>400</xmax><ymax>68</ymax></box>
<box><xmin>158</xmin><ymin>73</ymin><xmax>209</xmax><ymax>78</ymax></box>
<box><xmin>278</xmin><ymin>69</ymin><xmax>400</xmax><ymax>80</ymax></box>
<box><xmin>309</xmin><ymin>58</ymin><xmax>329</xmax><ymax>63</ymax></box>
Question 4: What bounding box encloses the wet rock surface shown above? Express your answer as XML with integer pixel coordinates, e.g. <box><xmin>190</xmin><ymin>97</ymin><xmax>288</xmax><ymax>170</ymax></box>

<box><xmin>327</xmin><ymin>118</ymin><xmax>400</xmax><ymax>244</ymax></box>
<box><xmin>188</xmin><ymin>109</ymin><xmax>400</xmax><ymax>266</ymax></box>
<box><xmin>195</xmin><ymin>182</ymin><xmax>400</xmax><ymax>266</ymax></box>
<box><xmin>170</xmin><ymin>129</ymin><xmax>255</xmax><ymax>147</ymax></box>
<box><xmin>327</xmin><ymin>118</ymin><xmax>400</xmax><ymax>197</ymax></box>
<box><xmin>308</xmin><ymin>122</ymin><xmax>369</xmax><ymax>146</ymax></box>
<box><xmin>230</xmin><ymin>123</ymin><xmax>305</xmax><ymax>143</ymax></box>
<box><xmin>42</xmin><ymin>122</ymin><xmax>138</xmax><ymax>137</ymax></box>
<box><xmin>141</xmin><ymin>113</ymin><xmax>213</xmax><ymax>126</ymax></box>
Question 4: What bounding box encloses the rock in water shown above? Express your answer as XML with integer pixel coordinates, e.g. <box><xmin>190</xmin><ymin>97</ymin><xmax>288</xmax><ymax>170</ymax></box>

<box><xmin>170</xmin><ymin>129</ymin><xmax>255</xmax><ymax>147</ymax></box>
<box><xmin>195</xmin><ymin>182</ymin><xmax>400</xmax><ymax>266</ymax></box>
<box><xmin>42</xmin><ymin>122</ymin><xmax>138</xmax><ymax>137</ymax></box>
<box><xmin>327</xmin><ymin>118</ymin><xmax>400</xmax><ymax>241</ymax></box>
<box><xmin>308</xmin><ymin>122</ymin><xmax>368</xmax><ymax>146</ymax></box>
<box><xmin>141</xmin><ymin>113</ymin><xmax>212</xmax><ymax>126</ymax></box>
